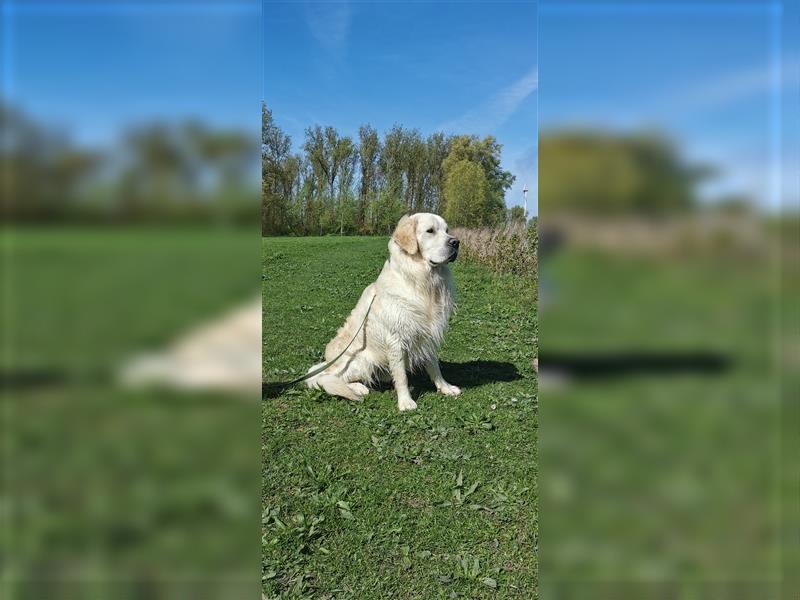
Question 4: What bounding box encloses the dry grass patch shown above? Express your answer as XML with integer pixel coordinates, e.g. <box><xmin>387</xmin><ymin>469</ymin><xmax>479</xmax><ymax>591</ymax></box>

<box><xmin>453</xmin><ymin>221</ymin><xmax>537</xmax><ymax>278</ymax></box>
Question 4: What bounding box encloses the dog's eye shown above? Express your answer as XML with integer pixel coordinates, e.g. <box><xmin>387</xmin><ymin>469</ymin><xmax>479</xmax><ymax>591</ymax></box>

<box><xmin>426</xmin><ymin>228</ymin><xmax>435</xmax><ymax>234</ymax></box>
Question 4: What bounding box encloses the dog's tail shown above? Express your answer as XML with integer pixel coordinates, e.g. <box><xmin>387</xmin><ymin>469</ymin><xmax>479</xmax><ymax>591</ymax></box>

<box><xmin>305</xmin><ymin>362</ymin><xmax>360</xmax><ymax>401</ymax></box>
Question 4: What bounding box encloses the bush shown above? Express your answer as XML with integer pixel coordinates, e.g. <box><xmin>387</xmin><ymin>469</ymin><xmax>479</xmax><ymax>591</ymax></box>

<box><xmin>452</xmin><ymin>220</ymin><xmax>537</xmax><ymax>277</ymax></box>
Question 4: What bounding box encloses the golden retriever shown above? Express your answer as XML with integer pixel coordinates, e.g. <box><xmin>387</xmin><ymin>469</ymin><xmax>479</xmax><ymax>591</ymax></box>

<box><xmin>306</xmin><ymin>213</ymin><xmax>461</xmax><ymax>411</ymax></box>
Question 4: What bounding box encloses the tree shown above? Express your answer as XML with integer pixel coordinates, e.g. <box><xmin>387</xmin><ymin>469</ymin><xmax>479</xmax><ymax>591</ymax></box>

<box><xmin>262</xmin><ymin>104</ymin><xmax>294</xmax><ymax>234</ymax></box>
<box><xmin>442</xmin><ymin>135</ymin><xmax>514</xmax><ymax>225</ymax></box>
<box><xmin>302</xmin><ymin>126</ymin><xmax>332</xmax><ymax>234</ymax></box>
<box><xmin>257</xmin><ymin>108</ymin><xmax>523</xmax><ymax>235</ymax></box>
<box><xmin>301</xmin><ymin>125</ymin><xmax>358</xmax><ymax>233</ymax></box>
<box><xmin>186</xmin><ymin>121</ymin><xmax>256</xmax><ymax>223</ymax></box>
<box><xmin>119</xmin><ymin>122</ymin><xmax>201</xmax><ymax>222</ymax></box>
<box><xmin>443</xmin><ymin>159</ymin><xmax>488</xmax><ymax>227</ymax></box>
<box><xmin>4</xmin><ymin>99</ymin><xmax>261</xmax><ymax>225</ymax></box>
<box><xmin>336</xmin><ymin>136</ymin><xmax>358</xmax><ymax>234</ymax></box>
<box><xmin>425</xmin><ymin>132</ymin><xmax>451</xmax><ymax>214</ymax></box>
<box><xmin>538</xmin><ymin>129</ymin><xmax>714</xmax><ymax>215</ymax></box>
<box><xmin>401</xmin><ymin>129</ymin><xmax>425</xmax><ymax>212</ymax></box>
<box><xmin>509</xmin><ymin>205</ymin><xmax>526</xmax><ymax>222</ymax></box>
<box><xmin>380</xmin><ymin>125</ymin><xmax>409</xmax><ymax>208</ymax></box>
<box><xmin>1</xmin><ymin>102</ymin><xmax>101</xmax><ymax>222</ymax></box>
<box><xmin>357</xmin><ymin>125</ymin><xmax>381</xmax><ymax>233</ymax></box>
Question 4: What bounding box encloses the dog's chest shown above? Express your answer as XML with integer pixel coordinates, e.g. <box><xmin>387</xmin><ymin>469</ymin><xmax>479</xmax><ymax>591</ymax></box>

<box><xmin>396</xmin><ymin>284</ymin><xmax>451</xmax><ymax>342</ymax></box>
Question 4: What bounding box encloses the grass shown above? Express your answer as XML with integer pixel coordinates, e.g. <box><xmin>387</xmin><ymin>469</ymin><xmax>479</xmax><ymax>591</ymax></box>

<box><xmin>538</xmin><ymin>245</ymin><xmax>792</xmax><ymax>597</ymax></box>
<box><xmin>262</xmin><ymin>236</ymin><xmax>539</xmax><ymax>599</ymax></box>
<box><xmin>4</xmin><ymin>226</ymin><xmax>791</xmax><ymax>598</ymax></box>
<box><xmin>1</xmin><ymin>227</ymin><xmax>260</xmax><ymax>597</ymax></box>
<box><xmin>452</xmin><ymin>222</ymin><xmax>537</xmax><ymax>277</ymax></box>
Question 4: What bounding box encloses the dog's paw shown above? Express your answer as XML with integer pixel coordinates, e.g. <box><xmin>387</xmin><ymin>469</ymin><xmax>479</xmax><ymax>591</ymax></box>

<box><xmin>438</xmin><ymin>383</ymin><xmax>462</xmax><ymax>396</ymax></box>
<box><xmin>398</xmin><ymin>397</ymin><xmax>418</xmax><ymax>412</ymax></box>
<box><xmin>348</xmin><ymin>382</ymin><xmax>370</xmax><ymax>397</ymax></box>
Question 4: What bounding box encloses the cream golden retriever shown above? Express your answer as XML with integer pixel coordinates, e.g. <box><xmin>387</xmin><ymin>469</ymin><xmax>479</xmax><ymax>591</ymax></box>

<box><xmin>306</xmin><ymin>213</ymin><xmax>461</xmax><ymax>411</ymax></box>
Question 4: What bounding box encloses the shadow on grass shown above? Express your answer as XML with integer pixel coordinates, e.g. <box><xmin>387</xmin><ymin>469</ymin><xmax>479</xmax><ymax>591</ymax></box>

<box><xmin>262</xmin><ymin>360</ymin><xmax>524</xmax><ymax>400</ymax></box>
<box><xmin>262</xmin><ymin>380</ymin><xmax>297</xmax><ymax>399</ymax></box>
<box><xmin>0</xmin><ymin>368</ymin><xmax>114</xmax><ymax>390</ymax></box>
<box><xmin>1</xmin><ymin>369</ymin><xmax>67</xmax><ymax>390</ymax></box>
<box><xmin>538</xmin><ymin>351</ymin><xmax>732</xmax><ymax>379</ymax></box>
<box><xmin>408</xmin><ymin>360</ymin><xmax>523</xmax><ymax>399</ymax></box>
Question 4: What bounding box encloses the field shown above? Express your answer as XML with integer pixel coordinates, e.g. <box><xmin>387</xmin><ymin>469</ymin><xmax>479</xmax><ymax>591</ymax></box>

<box><xmin>262</xmin><ymin>236</ymin><xmax>539</xmax><ymax>598</ymax></box>
<box><xmin>539</xmin><ymin>244</ymin><xmax>794</xmax><ymax>597</ymax></box>
<box><xmin>1</xmin><ymin>228</ymin><xmax>260</xmax><ymax>597</ymax></box>
<box><xmin>2</xmin><ymin>227</ymin><xmax>792</xmax><ymax>598</ymax></box>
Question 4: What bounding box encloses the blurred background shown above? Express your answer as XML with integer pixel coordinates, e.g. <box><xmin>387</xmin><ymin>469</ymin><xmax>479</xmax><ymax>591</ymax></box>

<box><xmin>538</xmin><ymin>0</ymin><xmax>797</xmax><ymax>598</ymax></box>
<box><xmin>1</xmin><ymin>1</ymin><xmax>261</xmax><ymax>597</ymax></box>
<box><xmin>3</xmin><ymin>0</ymin><xmax>798</xmax><ymax>597</ymax></box>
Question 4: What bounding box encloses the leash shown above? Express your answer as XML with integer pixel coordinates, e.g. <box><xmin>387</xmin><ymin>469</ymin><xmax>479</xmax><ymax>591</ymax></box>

<box><xmin>263</xmin><ymin>294</ymin><xmax>376</xmax><ymax>394</ymax></box>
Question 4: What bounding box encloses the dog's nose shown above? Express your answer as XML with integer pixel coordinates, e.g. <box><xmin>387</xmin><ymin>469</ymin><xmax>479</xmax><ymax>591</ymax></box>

<box><xmin>448</xmin><ymin>237</ymin><xmax>460</xmax><ymax>248</ymax></box>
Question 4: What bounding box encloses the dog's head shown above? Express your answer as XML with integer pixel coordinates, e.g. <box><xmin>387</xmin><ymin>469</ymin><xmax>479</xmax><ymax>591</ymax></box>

<box><xmin>391</xmin><ymin>213</ymin><xmax>459</xmax><ymax>267</ymax></box>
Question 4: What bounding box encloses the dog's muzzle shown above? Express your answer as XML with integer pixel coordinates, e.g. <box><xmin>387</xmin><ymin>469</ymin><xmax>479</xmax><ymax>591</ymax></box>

<box><xmin>447</xmin><ymin>237</ymin><xmax>460</xmax><ymax>262</ymax></box>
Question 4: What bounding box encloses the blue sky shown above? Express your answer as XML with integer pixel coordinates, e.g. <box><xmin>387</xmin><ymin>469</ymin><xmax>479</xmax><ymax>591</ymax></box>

<box><xmin>539</xmin><ymin>0</ymin><xmax>797</xmax><ymax>211</ymax></box>
<box><xmin>263</xmin><ymin>1</ymin><xmax>538</xmax><ymax>212</ymax></box>
<box><xmin>3</xmin><ymin>1</ymin><xmax>262</xmax><ymax>145</ymax></box>
<box><xmin>3</xmin><ymin>1</ymin><xmax>796</xmax><ymax>212</ymax></box>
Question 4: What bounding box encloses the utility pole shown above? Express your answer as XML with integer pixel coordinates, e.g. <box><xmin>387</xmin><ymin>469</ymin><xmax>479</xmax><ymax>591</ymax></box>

<box><xmin>523</xmin><ymin>183</ymin><xmax>529</xmax><ymax>220</ymax></box>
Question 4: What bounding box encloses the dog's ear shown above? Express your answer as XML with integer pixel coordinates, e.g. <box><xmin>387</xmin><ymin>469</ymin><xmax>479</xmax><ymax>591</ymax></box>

<box><xmin>392</xmin><ymin>214</ymin><xmax>418</xmax><ymax>255</ymax></box>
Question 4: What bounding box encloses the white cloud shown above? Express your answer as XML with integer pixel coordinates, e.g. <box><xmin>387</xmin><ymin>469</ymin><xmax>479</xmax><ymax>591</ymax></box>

<box><xmin>662</xmin><ymin>55</ymin><xmax>799</xmax><ymax>114</ymax></box>
<box><xmin>304</xmin><ymin>2</ymin><xmax>352</xmax><ymax>56</ymax></box>
<box><xmin>668</xmin><ymin>58</ymin><xmax>798</xmax><ymax>210</ymax></box>
<box><xmin>438</xmin><ymin>67</ymin><xmax>538</xmax><ymax>134</ymax></box>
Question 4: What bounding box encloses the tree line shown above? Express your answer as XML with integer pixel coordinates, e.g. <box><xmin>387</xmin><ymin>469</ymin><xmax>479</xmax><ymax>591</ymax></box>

<box><xmin>261</xmin><ymin>104</ymin><xmax>521</xmax><ymax>236</ymax></box>
<box><xmin>2</xmin><ymin>102</ymin><xmax>258</xmax><ymax>224</ymax></box>
<box><xmin>4</xmin><ymin>98</ymin><xmax>735</xmax><ymax>227</ymax></box>
<box><xmin>539</xmin><ymin>129</ymin><xmax>721</xmax><ymax>215</ymax></box>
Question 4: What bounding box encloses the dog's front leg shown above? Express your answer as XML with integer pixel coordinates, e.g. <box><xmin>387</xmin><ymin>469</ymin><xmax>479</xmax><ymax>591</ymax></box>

<box><xmin>389</xmin><ymin>347</ymin><xmax>416</xmax><ymax>411</ymax></box>
<box><xmin>425</xmin><ymin>360</ymin><xmax>461</xmax><ymax>396</ymax></box>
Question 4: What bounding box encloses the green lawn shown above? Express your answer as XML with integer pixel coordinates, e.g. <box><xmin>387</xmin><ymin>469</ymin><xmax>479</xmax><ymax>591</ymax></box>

<box><xmin>4</xmin><ymin>228</ymin><xmax>791</xmax><ymax>599</ymax></box>
<box><xmin>262</xmin><ymin>236</ymin><xmax>539</xmax><ymax>598</ymax></box>
<box><xmin>539</xmin><ymin>247</ymin><xmax>792</xmax><ymax>598</ymax></box>
<box><xmin>1</xmin><ymin>227</ymin><xmax>260</xmax><ymax>598</ymax></box>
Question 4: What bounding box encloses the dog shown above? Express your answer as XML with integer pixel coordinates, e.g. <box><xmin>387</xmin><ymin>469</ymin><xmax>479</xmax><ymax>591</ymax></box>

<box><xmin>306</xmin><ymin>213</ymin><xmax>461</xmax><ymax>411</ymax></box>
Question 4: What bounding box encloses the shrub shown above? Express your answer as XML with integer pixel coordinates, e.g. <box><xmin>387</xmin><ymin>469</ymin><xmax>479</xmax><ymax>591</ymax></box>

<box><xmin>452</xmin><ymin>220</ymin><xmax>537</xmax><ymax>277</ymax></box>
